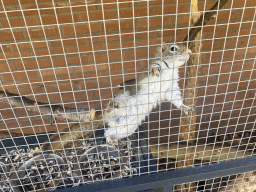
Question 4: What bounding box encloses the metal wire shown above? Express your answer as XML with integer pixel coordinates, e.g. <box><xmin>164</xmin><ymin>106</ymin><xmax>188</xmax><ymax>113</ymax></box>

<box><xmin>174</xmin><ymin>171</ymin><xmax>256</xmax><ymax>192</ymax></box>
<box><xmin>0</xmin><ymin>0</ymin><xmax>255</xmax><ymax>191</ymax></box>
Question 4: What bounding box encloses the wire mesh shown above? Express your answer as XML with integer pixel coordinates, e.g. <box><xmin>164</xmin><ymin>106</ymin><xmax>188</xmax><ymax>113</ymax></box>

<box><xmin>174</xmin><ymin>171</ymin><xmax>256</xmax><ymax>192</ymax></box>
<box><xmin>0</xmin><ymin>0</ymin><xmax>255</xmax><ymax>191</ymax></box>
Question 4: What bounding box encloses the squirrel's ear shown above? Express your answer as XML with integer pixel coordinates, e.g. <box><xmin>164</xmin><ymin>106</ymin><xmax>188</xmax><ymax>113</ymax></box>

<box><xmin>156</xmin><ymin>45</ymin><xmax>164</xmax><ymax>54</ymax></box>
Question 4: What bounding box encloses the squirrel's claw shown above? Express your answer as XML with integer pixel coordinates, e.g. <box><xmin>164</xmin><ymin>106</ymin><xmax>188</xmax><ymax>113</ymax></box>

<box><xmin>181</xmin><ymin>104</ymin><xmax>194</xmax><ymax>115</ymax></box>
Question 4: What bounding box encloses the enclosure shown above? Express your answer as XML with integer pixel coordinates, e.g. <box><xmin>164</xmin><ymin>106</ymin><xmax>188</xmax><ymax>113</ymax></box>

<box><xmin>0</xmin><ymin>0</ymin><xmax>255</xmax><ymax>191</ymax></box>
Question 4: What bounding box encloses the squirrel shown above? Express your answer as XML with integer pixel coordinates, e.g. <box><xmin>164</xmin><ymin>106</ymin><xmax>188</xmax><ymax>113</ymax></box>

<box><xmin>42</xmin><ymin>42</ymin><xmax>192</xmax><ymax>150</ymax></box>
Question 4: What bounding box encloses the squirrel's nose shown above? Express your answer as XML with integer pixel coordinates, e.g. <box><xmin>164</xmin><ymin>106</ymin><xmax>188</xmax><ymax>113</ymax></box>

<box><xmin>187</xmin><ymin>49</ymin><xmax>192</xmax><ymax>55</ymax></box>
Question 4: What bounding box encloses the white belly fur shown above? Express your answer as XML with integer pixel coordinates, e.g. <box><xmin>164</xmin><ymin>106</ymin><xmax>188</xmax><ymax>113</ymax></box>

<box><xmin>104</xmin><ymin>67</ymin><xmax>179</xmax><ymax>140</ymax></box>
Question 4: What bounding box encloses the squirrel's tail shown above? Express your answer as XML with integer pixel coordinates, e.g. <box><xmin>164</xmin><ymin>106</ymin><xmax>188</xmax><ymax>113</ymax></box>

<box><xmin>41</xmin><ymin>111</ymin><xmax>104</xmax><ymax>151</ymax></box>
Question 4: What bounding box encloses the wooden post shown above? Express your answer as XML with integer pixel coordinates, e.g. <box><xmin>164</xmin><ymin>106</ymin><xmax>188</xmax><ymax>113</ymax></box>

<box><xmin>179</xmin><ymin>0</ymin><xmax>201</xmax><ymax>145</ymax></box>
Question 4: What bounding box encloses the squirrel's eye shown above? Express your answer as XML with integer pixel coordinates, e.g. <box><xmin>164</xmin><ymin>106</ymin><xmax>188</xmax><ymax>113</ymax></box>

<box><xmin>170</xmin><ymin>45</ymin><xmax>178</xmax><ymax>52</ymax></box>
<box><xmin>162</xmin><ymin>48</ymin><xmax>164</xmax><ymax>52</ymax></box>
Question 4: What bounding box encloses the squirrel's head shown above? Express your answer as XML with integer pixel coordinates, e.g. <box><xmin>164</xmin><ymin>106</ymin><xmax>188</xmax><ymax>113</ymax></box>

<box><xmin>155</xmin><ymin>43</ymin><xmax>192</xmax><ymax>67</ymax></box>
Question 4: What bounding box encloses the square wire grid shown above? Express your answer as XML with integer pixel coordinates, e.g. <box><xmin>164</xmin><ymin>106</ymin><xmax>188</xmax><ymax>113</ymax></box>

<box><xmin>174</xmin><ymin>171</ymin><xmax>256</xmax><ymax>192</ymax></box>
<box><xmin>0</xmin><ymin>0</ymin><xmax>255</xmax><ymax>191</ymax></box>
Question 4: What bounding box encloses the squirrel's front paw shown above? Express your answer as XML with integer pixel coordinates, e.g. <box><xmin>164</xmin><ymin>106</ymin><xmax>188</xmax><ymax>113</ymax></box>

<box><xmin>181</xmin><ymin>105</ymin><xmax>194</xmax><ymax>115</ymax></box>
<box><xmin>151</xmin><ymin>66</ymin><xmax>161</xmax><ymax>77</ymax></box>
<box><xmin>106</xmin><ymin>136</ymin><xmax>119</xmax><ymax>146</ymax></box>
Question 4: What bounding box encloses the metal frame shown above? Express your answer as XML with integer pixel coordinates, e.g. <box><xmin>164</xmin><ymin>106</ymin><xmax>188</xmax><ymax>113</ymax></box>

<box><xmin>58</xmin><ymin>156</ymin><xmax>256</xmax><ymax>192</ymax></box>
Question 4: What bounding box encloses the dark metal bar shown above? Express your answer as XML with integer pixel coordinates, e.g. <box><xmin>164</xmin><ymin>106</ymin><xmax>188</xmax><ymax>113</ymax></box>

<box><xmin>163</xmin><ymin>185</ymin><xmax>173</xmax><ymax>192</ymax></box>
<box><xmin>57</xmin><ymin>156</ymin><xmax>256</xmax><ymax>192</ymax></box>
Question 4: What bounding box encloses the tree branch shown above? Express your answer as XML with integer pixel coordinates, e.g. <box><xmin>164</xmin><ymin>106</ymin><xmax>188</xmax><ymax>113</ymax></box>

<box><xmin>0</xmin><ymin>90</ymin><xmax>95</xmax><ymax>122</ymax></box>
<box><xmin>179</xmin><ymin>0</ymin><xmax>201</xmax><ymax>143</ymax></box>
<box><xmin>184</xmin><ymin>0</ymin><xmax>229</xmax><ymax>42</ymax></box>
